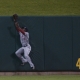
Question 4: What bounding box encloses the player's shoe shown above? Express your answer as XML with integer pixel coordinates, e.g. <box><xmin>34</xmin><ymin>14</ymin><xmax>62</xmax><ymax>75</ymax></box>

<box><xmin>32</xmin><ymin>66</ymin><xmax>35</xmax><ymax>70</ymax></box>
<box><xmin>31</xmin><ymin>65</ymin><xmax>35</xmax><ymax>70</ymax></box>
<box><xmin>21</xmin><ymin>59</ymin><xmax>27</xmax><ymax>65</ymax></box>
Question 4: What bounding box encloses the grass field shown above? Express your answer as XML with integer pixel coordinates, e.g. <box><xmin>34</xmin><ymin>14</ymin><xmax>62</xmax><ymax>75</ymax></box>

<box><xmin>0</xmin><ymin>0</ymin><xmax>80</xmax><ymax>16</ymax></box>
<box><xmin>0</xmin><ymin>75</ymin><xmax>80</xmax><ymax>80</ymax></box>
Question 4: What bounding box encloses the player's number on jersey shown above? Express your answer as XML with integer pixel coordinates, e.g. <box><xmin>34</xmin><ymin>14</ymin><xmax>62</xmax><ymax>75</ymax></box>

<box><xmin>76</xmin><ymin>58</ymin><xmax>80</xmax><ymax>69</ymax></box>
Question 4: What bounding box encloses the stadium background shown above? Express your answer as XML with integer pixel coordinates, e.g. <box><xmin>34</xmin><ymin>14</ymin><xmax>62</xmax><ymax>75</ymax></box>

<box><xmin>0</xmin><ymin>0</ymin><xmax>80</xmax><ymax>80</ymax></box>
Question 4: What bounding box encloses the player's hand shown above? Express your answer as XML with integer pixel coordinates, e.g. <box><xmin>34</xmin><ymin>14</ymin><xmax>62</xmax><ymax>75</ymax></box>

<box><xmin>13</xmin><ymin>14</ymin><xmax>18</xmax><ymax>22</ymax></box>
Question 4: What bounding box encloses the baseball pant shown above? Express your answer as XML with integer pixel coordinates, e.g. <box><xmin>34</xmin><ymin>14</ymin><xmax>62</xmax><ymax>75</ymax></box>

<box><xmin>15</xmin><ymin>45</ymin><xmax>34</xmax><ymax>68</ymax></box>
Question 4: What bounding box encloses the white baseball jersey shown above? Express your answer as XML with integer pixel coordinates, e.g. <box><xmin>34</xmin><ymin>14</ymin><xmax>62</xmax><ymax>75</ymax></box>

<box><xmin>19</xmin><ymin>32</ymin><xmax>29</xmax><ymax>47</ymax></box>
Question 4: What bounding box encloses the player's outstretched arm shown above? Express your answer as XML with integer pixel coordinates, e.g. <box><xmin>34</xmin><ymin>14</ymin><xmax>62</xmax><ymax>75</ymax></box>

<box><xmin>15</xmin><ymin>22</ymin><xmax>25</xmax><ymax>35</ymax></box>
<box><xmin>12</xmin><ymin>14</ymin><xmax>25</xmax><ymax>35</ymax></box>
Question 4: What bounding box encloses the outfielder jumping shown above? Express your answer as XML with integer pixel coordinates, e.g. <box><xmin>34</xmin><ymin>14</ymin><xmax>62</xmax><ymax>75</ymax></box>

<box><xmin>12</xmin><ymin>14</ymin><xmax>35</xmax><ymax>70</ymax></box>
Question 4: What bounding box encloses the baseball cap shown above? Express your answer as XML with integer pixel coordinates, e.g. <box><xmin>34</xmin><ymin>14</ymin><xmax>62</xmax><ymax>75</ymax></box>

<box><xmin>21</xmin><ymin>27</ymin><xmax>28</xmax><ymax>32</ymax></box>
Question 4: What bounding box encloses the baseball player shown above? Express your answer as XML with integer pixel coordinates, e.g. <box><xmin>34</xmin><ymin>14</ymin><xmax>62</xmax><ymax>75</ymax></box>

<box><xmin>13</xmin><ymin>14</ymin><xmax>35</xmax><ymax>70</ymax></box>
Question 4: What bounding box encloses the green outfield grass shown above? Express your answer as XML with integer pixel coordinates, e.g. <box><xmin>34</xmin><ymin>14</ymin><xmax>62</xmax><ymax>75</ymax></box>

<box><xmin>0</xmin><ymin>0</ymin><xmax>80</xmax><ymax>16</ymax></box>
<box><xmin>0</xmin><ymin>75</ymin><xmax>80</xmax><ymax>80</ymax></box>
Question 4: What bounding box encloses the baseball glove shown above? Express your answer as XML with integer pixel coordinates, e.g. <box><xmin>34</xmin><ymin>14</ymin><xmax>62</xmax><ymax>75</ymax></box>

<box><xmin>13</xmin><ymin>14</ymin><xmax>18</xmax><ymax>22</ymax></box>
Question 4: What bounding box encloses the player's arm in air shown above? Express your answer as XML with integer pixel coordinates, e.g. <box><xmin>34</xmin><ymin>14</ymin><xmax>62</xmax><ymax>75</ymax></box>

<box><xmin>14</xmin><ymin>22</ymin><xmax>25</xmax><ymax>35</ymax></box>
<box><xmin>13</xmin><ymin>14</ymin><xmax>25</xmax><ymax>35</ymax></box>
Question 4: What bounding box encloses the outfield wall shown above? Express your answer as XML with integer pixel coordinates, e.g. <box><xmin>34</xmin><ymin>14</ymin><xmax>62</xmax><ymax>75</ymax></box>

<box><xmin>0</xmin><ymin>16</ymin><xmax>80</xmax><ymax>71</ymax></box>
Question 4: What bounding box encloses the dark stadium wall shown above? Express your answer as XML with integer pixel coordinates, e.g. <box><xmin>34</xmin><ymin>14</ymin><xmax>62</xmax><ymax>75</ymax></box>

<box><xmin>0</xmin><ymin>17</ymin><xmax>16</xmax><ymax>71</ymax></box>
<box><xmin>44</xmin><ymin>16</ymin><xmax>73</xmax><ymax>71</ymax></box>
<box><xmin>0</xmin><ymin>16</ymin><xmax>80</xmax><ymax>71</ymax></box>
<box><xmin>72</xmin><ymin>17</ymin><xmax>80</xmax><ymax>70</ymax></box>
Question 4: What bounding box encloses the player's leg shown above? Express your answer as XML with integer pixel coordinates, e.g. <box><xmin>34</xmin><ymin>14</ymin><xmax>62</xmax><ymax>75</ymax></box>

<box><xmin>23</xmin><ymin>46</ymin><xmax>35</xmax><ymax>69</ymax></box>
<box><xmin>15</xmin><ymin>47</ymin><xmax>26</xmax><ymax>64</ymax></box>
